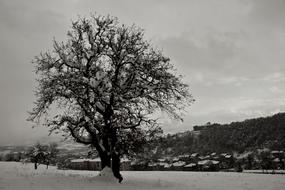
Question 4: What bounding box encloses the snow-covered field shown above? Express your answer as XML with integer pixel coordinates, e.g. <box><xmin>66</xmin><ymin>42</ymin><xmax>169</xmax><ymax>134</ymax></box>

<box><xmin>0</xmin><ymin>162</ymin><xmax>285</xmax><ymax>190</ymax></box>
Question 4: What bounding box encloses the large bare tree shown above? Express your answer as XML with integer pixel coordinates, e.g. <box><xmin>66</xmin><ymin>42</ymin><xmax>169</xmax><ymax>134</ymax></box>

<box><xmin>28</xmin><ymin>14</ymin><xmax>194</xmax><ymax>182</ymax></box>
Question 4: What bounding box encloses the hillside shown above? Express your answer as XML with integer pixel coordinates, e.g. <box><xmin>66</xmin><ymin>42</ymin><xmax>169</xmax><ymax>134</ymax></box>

<box><xmin>158</xmin><ymin>113</ymin><xmax>285</xmax><ymax>155</ymax></box>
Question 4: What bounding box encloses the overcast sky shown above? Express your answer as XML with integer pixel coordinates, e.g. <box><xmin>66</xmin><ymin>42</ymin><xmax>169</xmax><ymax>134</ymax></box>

<box><xmin>0</xmin><ymin>0</ymin><xmax>285</xmax><ymax>145</ymax></box>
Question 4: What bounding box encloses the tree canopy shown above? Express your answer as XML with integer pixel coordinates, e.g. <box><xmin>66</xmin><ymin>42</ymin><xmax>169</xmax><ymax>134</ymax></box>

<box><xmin>28</xmin><ymin>14</ymin><xmax>193</xmax><ymax>182</ymax></box>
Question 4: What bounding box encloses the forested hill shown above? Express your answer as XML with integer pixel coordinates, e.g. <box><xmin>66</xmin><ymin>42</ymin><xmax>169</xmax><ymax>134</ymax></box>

<box><xmin>159</xmin><ymin>113</ymin><xmax>285</xmax><ymax>155</ymax></box>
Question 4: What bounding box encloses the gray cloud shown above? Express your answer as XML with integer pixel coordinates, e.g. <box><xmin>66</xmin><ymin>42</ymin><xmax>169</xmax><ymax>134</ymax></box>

<box><xmin>248</xmin><ymin>0</ymin><xmax>285</xmax><ymax>29</ymax></box>
<box><xmin>158</xmin><ymin>31</ymin><xmax>238</xmax><ymax>76</ymax></box>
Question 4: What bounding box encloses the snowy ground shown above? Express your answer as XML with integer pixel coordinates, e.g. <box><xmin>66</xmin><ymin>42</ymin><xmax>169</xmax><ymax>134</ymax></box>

<box><xmin>0</xmin><ymin>162</ymin><xmax>285</xmax><ymax>190</ymax></box>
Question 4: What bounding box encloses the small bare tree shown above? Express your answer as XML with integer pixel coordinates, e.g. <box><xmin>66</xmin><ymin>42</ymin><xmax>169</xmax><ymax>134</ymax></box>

<box><xmin>28</xmin><ymin>14</ymin><xmax>193</xmax><ymax>182</ymax></box>
<box><xmin>27</xmin><ymin>143</ymin><xmax>48</xmax><ymax>170</ymax></box>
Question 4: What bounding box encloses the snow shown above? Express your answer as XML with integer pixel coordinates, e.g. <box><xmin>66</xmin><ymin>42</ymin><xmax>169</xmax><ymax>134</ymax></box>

<box><xmin>212</xmin><ymin>160</ymin><xmax>220</xmax><ymax>165</ymax></box>
<box><xmin>172</xmin><ymin>161</ymin><xmax>186</xmax><ymax>167</ymax></box>
<box><xmin>244</xmin><ymin>170</ymin><xmax>285</xmax><ymax>174</ymax></box>
<box><xmin>1</xmin><ymin>162</ymin><xmax>285</xmax><ymax>190</ymax></box>
<box><xmin>198</xmin><ymin>160</ymin><xmax>211</xmax><ymax>165</ymax></box>
<box><xmin>235</xmin><ymin>151</ymin><xmax>253</xmax><ymax>159</ymax></box>
<box><xmin>197</xmin><ymin>160</ymin><xmax>219</xmax><ymax>165</ymax></box>
<box><xmin>273</xmin><ymin>158</ymin><xmax>280</xmax><ymax>162</ymax></box>
<box><xmin>185</xmin><ymin>163</ymin><xmax>197</xmax><ymax>167</ymax></box>
<box><xmin>225</xmin><ymin>155</ymin><xmax>232</xmax><ymax>158</ymax></box>
<box><xmin>95</xmin><ymin>167</ymin><xmax>117</xmax><ymax>182</ymax></box>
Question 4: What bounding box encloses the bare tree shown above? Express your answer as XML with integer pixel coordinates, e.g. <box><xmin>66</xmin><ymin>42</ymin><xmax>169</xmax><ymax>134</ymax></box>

<box><xmin>28</xmin><ymin>14</ymin><xmax>193</xmax><ymax>182</ymax></box>
<box><xmin>27</xmin><ymin>143</ymin><xmax>48</xmax><ymax>170</ymax></box>
<box><xmin>44</xmin><ymin>143</ymin><xmax>59</xmax><ymax>169</ymax></box>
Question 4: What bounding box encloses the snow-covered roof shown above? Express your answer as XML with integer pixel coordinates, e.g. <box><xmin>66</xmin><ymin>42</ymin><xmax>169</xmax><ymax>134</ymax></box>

<box><xmin>235</xmin><ymin>152</ymin><xmax>253</xmax><ymax>159</ymax></box>
<box><xmin>121</xmin><ymin>158</ymin><xmax>130</xmax><ymax>162</ymax></box>
<box><xmin>271</xmin><ymin>150</ymin><xmax>283</xmax><ymax>154</ymax></box>
<box><xmin>257</xmin><ymin>148</ymin><xmax>270</xmax><ymax>153</ymax></box>
<box><xmin>184</xmin><ymin>163</ymin><xmax>196</xmax><ymax>167</ymax></box>
<box><xmin>191</xmin><ymin>153</ymin><xmax>198</xmax><ymax>157</ymax></box>
<box><xmin>225</xmin><ymin>155</ymin><xmax>232</xmax><ymax>158</ymax></box>
<box><xmin>273</xmin><ymin>158</ymin><xmax>280</xmax><ymax>162</ymax></box>
<box><xmin>198</xmin><ymin>160</ymin><xmax>211</xmax><ymax>165</ymax></box>
<box><xmin>158</xmin><ymin>162</ymin><xmax>168</xmax><ymax>166</ymax></box>
<box><xmin>71</xmin><ymin>158</ymin><xmax>101</xmax><ymax>162</ymax></box>
<box><xmin>198</xmin><ymin>160</ymin><xmax>219</xmax><ymax>165</ymax></box>
<box><xmin>211</xmin><ymin>152</ymin><xmax>216</xmax><ymax>156</ymax></box>
<box><xmin>164</xmin><ymin>164</ymin><xmax>171</xmax><ymax>168</ymax></box>
<box><xmin>131</xmin><ymin>160</ymin><xmax>146</xmax><ymax>165</ymax></box>
<box><xmin>172</xmin><ymin>157</ymin><xmax>179</xmax><ymax>162</ymax></box>
<box><xmin>148</xmin><ymin>163</ymin><xmax>158</xmax><ymax>167</ymax></box>
<box><xmin>211</xmin><ymin>160</ymin><xmax>220</xmax><ymax>165</ymax></box>
<box><xmin>172</xmin><ymin>161</ymin><xmax>186</xmax><ymax>167</ymax></box>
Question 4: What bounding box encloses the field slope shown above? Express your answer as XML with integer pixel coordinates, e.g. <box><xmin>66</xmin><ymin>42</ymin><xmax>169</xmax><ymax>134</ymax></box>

<box><xmin>0</xmin><ymin>162</ymin><xmax>284</xmax><ymax>190</ymax></box>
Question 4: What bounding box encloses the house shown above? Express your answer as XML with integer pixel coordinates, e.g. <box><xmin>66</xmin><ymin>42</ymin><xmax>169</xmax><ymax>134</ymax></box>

<box><xmin>120</xmin><ymin>158</ymin><xmax>131</xmax><ymax>171</ymax></box>
<box><xmin>158</xmin><ymin>158</ymin><xmax>165</xmax><ymax>162</ymax></box>
<box><xmin>172</xmin><ymin>157</ymin><xmax>179</xmax><ymax>162</ymax></box>
<box><xmin>130</xmin><ymin>160</ymin><xmax>148</xmax><ymax>171</ymax></box>
<box><xmin>220</xmin><ymin>155</ymin><xmax>235</xmax><ymax>169</ymax></box>
<box><xmin>184</xmin><ymin>163</ymin><xmax>197</xmax><ymax>171</ymax></box>
<box><xmin>164</xmin><ymin>163</ymin><xmax>172</xmax><ymax>170</ymax></box>
<box><xmin>70</xmin><ymin>157</ymin><xmax>131</xmax><ymax>171</ymax></box>
<box><xmin>158</xmin><ymin>162</ymin><xmax>169</xmax><ymax>170</ymax></box>
<box><xmin>271</xmin><ymin>150</ymin><xmax>284</xmax><ymax>159</ymax></box>
<box><xmin>148</xmin><ymin>162</ymin><xmax>159</xmax><ymax>171</ymax></box>
<box><xmin>70</xmin><ymin>158</ymin><xmax>101</xmax><ymax>170</ymax></box>
<box><xmin>172</xmin><ymin>161</ymin><xmax>186</xmax><ymax>170</ymax></box>
<box><xmin>211</xmin><ymin>152</ymin><xmax>217</xmax><ymax>157</ymax></box>
<box><xmin>198</xmin><ymin>160</ymin><xmax>220</xmax><ymax>171</ymax></box>
<box><xmin>178</xmin><ymin>154</ymin><xmax>191</xmax><ymax>162</ymax></box>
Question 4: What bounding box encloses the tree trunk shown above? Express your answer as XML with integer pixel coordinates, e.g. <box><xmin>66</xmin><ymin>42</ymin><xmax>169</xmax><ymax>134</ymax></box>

<box><xmin>94</xmin><ymin>140</ymin><xmax>123</xmax><ymax>182</ymax></box>
<box><xmin>92</xmin><ymin>139</ymin><xmax>111</xmax><ymax>169</ymax></box>
<box><xmin>99</xmin><ymin>152</ymin><xmax>111</xmax><ymax>169</ymax></box>
<box><xmin>34</xmin><ymin>162</ymin><xmax>38</xmax><ymax>170</ymax></box>
<box><xmin>112</xmin><ymin>153</ymin><xmax>123</xmax><ymax>183</ymax></box>
<box><xmin>110</xmin><ymin>129</ymin><xmax>123</xmax><ymax>183</ymax></box>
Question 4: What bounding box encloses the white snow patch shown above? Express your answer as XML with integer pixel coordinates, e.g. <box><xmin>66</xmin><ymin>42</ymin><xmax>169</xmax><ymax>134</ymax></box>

<box><xmin>0</xmin><ymin>162</ymin><xmax>285</xmax><ymax>190</ymax></box>
<box><xmin>94</xmin><ymin>167</ymin><xmax>117</xmax><ymax>182</ymax></box>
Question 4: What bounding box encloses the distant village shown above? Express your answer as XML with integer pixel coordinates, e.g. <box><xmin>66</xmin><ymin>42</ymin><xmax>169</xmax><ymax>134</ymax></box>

<box><xmin>66</xmin><ymin>149</ymin><xmax>285</xmax><ymax>173</ymax></box>
<box><xmin>0</xmin><ymin>145</ymin><xmax>284</xmax><ymax>173</ymax></box>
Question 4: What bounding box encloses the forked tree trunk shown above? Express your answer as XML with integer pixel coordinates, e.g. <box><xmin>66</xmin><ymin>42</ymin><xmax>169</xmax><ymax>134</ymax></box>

<box><xmin>98</xmin><ymin>151</ymin><xmax>123</xmax><ymax>182</ymax></box>
<box><xmin>95</xmin><ymin>143</ymin><xmax>123</xmax><ymax>183</ymax></box>
<box><xmin>99</xmin><ymin>152</ymin><xmax>111</xmax><ymax>169</ymax></box>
